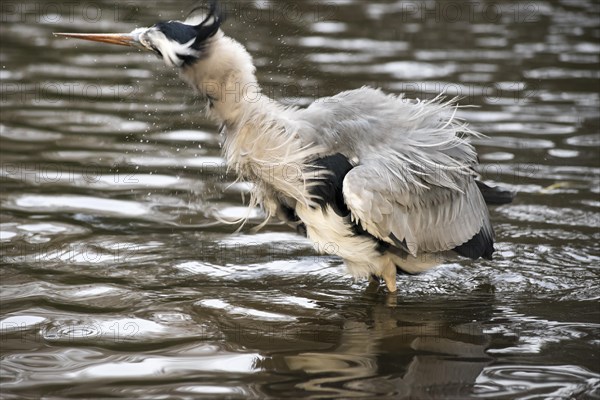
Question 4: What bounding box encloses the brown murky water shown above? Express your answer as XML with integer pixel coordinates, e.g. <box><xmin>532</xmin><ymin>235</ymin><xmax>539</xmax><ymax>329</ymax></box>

<box><xmin>1</xmin><ymin>0</ymin><xmax>599</xmax><ymax>398</ymax></box>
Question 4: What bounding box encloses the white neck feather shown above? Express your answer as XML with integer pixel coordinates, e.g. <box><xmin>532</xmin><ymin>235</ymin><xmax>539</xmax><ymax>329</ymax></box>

<box><xmin>179</xmin><ymin>32</ymin><xmax>326</xmax><ymax>217</ymax></box>
<box><xmin>179</xmin><ymin>31</ymin><xmax>269</xmax><ymax>127</ymax></box>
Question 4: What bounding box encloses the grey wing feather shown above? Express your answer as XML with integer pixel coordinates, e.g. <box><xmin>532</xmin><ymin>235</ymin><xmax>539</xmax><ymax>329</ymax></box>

<box><xmin>343</xmin><ymin>161</ymin><xmax>491</xmax><ymax>256</ymax></box>
<box><xmin>297</xmin><ymin>86</ymin><xmax>492</xmax><ymax>256</ymax></box>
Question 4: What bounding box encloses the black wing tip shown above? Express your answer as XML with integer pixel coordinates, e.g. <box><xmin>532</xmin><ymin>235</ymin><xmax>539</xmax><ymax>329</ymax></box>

<box><xmin>476</xmin><ymin>180</ymin><xmax>515</xmax><ymax>205</ymax></box>
<box><xmin>453</xmin><ymin>227</ymin><xmax>495</xmax><ymax>260</ymax></box>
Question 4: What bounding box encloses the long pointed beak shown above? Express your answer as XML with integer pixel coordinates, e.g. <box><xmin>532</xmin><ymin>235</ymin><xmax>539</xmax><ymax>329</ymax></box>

<box><xmin>53</xmin><ymin>32</ymin><xmax>142</xmax><ymax>48</ymax></box>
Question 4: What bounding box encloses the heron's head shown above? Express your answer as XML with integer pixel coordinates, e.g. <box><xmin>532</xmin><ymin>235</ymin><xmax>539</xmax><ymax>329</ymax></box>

<box><xmin>56</xmin><ymin>0</ymin><xmax>259</xmax><ymax>123</ymax></box>
<box><xmin>55</xmin><ymin>1</ymin><xmax>225</xmax><ymax>68</ymax></box>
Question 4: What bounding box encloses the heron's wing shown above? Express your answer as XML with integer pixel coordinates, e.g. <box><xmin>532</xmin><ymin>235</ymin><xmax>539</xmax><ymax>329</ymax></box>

<box><xmin>342</xmin><ymin>156</ymin><xmax>493</xmax><ymax>259</ymax></box>
<box><xmin>297</xmin><ymin>87</ymin><xmax>494</xmax><ymax>257</ymax></box>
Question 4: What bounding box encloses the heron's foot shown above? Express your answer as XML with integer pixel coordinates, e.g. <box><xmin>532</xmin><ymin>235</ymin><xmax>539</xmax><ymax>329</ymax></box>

<box><xmin>384</xmin><ymin>292</ymin><xmax>398</xmax><ymax>307</ymax></box>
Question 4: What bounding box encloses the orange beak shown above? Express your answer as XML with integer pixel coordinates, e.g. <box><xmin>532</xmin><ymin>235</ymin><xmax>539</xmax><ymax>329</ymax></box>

<box><xmin>53</xmin><ymin>32</ymin><xmax>142</xmax><ymax>48</ymax></box>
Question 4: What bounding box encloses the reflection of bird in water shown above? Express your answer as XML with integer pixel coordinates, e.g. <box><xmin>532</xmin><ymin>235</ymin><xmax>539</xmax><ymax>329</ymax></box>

<box><xmin>55</xmin><ymin>0</ymin><xmax>513</xmax><ymax>292</ymax></box>
<box><xmin>209</xmin><ymin>289</ymin><xmax>494</xmax><ymax>398</ymax></box>
<box><xmin>281</xmin><ymin>296</ymin><xmax>492</xmax><ymax>398</ymax></box>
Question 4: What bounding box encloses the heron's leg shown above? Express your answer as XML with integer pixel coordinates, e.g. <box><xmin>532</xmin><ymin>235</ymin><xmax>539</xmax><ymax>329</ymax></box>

<box><xmin>368</xmin><ymin>274</ymin><xmax>380</xmax><ymax>284</ymax></box>
<box><xmin>365</xmin><ymin>275</ymin><xmax>380</xmax><ymax>293</ymax></box>
<box><xmin>381</xmin><ymin>262</ymin><xmax>397</xmax><ymax>292</ymax></box>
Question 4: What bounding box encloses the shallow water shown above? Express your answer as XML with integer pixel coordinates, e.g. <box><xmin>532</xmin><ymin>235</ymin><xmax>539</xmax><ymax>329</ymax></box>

<box><xmin>1</xmin><ymin>0</ymin><xmax>599</xmax><ymax>398</ymax></box>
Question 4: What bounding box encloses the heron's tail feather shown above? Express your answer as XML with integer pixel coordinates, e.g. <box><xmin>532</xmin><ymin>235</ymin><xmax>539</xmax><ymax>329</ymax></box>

<box><xmin>476</xmin><ymin>181</ymin><xmax>515</xmax><ymax>205</ymax></box>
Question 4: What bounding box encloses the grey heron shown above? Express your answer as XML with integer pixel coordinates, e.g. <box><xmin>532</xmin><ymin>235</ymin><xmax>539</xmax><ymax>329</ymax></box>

<box><xmin>55</xmin><ymin>1</ymin><xmax>513</xmax><ymax>292</ymax></box>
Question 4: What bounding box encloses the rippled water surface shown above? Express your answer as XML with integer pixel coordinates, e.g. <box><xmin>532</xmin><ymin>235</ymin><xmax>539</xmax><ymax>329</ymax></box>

<box><xmin>1</xmin><ymin>0</ymin><xmax>599</xmax><ymax>398</ymax></box>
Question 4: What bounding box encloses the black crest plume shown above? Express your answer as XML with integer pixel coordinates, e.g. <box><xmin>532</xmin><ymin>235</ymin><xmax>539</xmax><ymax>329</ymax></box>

<box><xmin>188</xmin><ymin>0</ymin><xmax>226</xmax><ymax>50</ymax></box>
